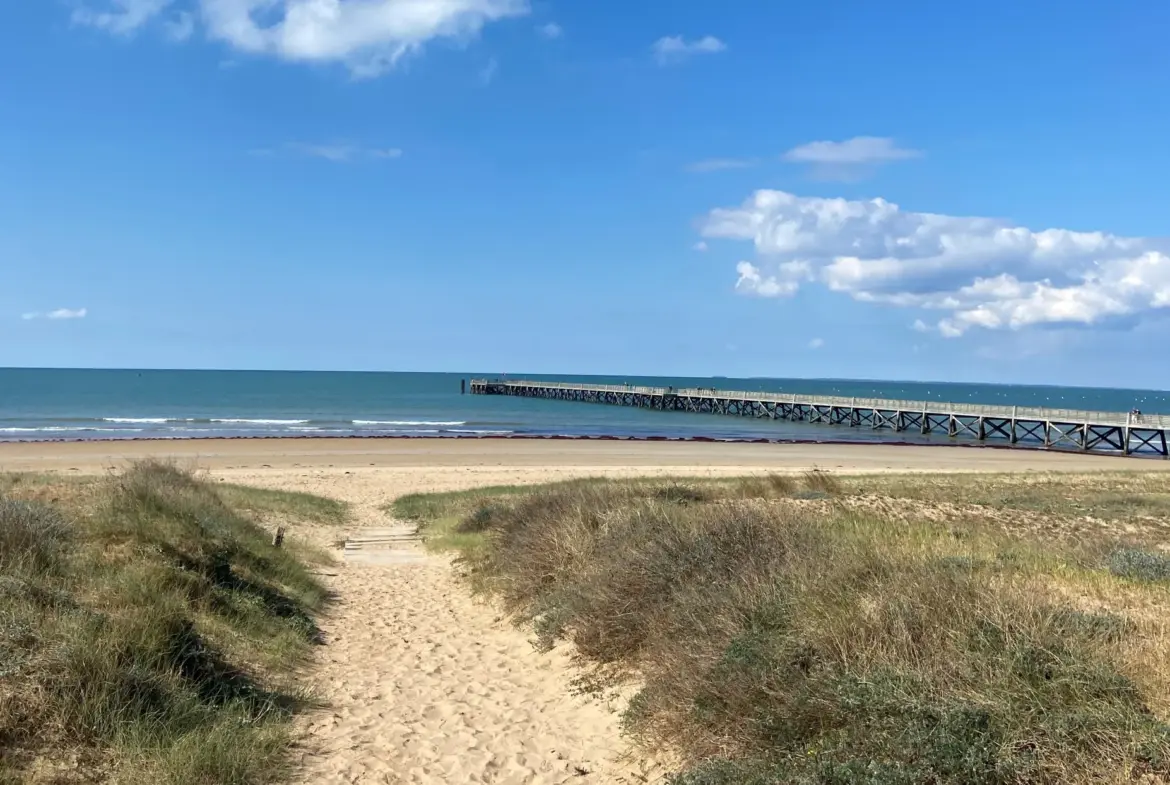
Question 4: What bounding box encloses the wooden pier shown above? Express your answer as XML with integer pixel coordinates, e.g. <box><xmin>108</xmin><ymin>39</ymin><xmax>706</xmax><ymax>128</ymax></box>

<box><xmin>469</xmin><ymin>379</ymin><xmax>1169</xmax><ymax>457</ymax></box>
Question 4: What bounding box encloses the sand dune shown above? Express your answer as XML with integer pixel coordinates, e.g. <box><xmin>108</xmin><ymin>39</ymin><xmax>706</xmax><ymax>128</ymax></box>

<box><xmin>10</xmin><ymin>438</ymin><xmax>1162</xmax><ymax>783</ymax></box>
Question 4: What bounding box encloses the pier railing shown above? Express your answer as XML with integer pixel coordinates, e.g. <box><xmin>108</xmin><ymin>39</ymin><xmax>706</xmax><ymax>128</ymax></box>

<box><xmin>471</xmin><ymin>379</ymin><xmax>1168</xmax><ymax>429</ymax></box>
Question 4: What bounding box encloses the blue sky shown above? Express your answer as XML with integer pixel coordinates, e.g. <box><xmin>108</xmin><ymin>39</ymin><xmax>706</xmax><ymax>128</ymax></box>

<box><xmin>3</xmin><ymin>1</ymin><xmax>1169</xmax><ymax>386</ymax></box>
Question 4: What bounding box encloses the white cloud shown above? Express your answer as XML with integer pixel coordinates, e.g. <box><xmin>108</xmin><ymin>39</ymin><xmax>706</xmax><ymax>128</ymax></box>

<box><xmin>784</xmin><ymin>137</ymin><xmax>921</xmax><ymax>165</ymax></box>
<box><xmin>693</xmin><ymin>241</ymin><xmax>709</xmax><ymax>252</ymax></box>
<box><xmin>537</xmin><ymin>22</ymin><xmax>561</xmax><ymax>39</ymax></box>
<box><xmin>23</xmin><ymin>308</ymin><xmax>88</xmax><ymax>320</ymax></box>
<box><xmin>783</xmin><ymin>137</ymin><xmax>921</xmax><ymax>181</ymax></box>
<box><xmin>735</xmin><ymin>261</ymin><xmax>800</xmax><ymax>298</ymax></box>
<box><xmin>704</xmin><ymin>190</ymin><xmax>1170</xmax><ymax>337</ymax></box>
<box><xmin>808</xmin><ymin>337</ymin><xmax>824</xmax><ymax>349</ymax></box>
<box><xmin>686</xmin><ymin>157</ymin><xmax>757</xmax><ymax>173</ymax></box>
<box><xmin>202</xmin><ymin>0</ymin><xmax>529</xmax><ymax>77</ymax></box>
<box><xmin>258</xmin><ymin>142</ymin><xmax>403</xmax><ymax>162</ymax></box>
<box><xmin>164</xmin><ymin>10</ymin><xmax>196</xmax><ymax>41</ymax></box>
<box><xmin>652</xmin><ymin>34</ymin><xmax>725</xmax><ymax>65</ymax></box>
<box><xmin>72</xmin><ymin>0</ymin><xmax>172</xmax><ymax>35</ymax></box>
<box><xmin>73</xmin><ymin>0</ymin><xmax>528</xmax><ymax>77</ymax></box>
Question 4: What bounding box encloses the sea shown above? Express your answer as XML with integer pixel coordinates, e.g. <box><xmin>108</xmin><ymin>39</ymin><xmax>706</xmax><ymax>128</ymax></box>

<box><xmin>1</xmin><ymin>368</ymin><xmax>1168</xmax><ymax>445</ymax></box>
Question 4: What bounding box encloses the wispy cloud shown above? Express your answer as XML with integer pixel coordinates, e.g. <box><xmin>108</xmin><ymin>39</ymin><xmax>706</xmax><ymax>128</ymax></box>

<box><xmin>686</xmin><ymin>157</ymin><xmax>758</xmax><ymax>173</ymax></box>
<box><xmin>253</xmin><ymin>143</ymin><xmax>403</xmax><ymax>163</ymax></box>
<box><xmin>782</xmin><ymin>136</ymin><xmax>921</xmax><ymax>180</ymax></box>
<box><xmin>23</xmin><ymin>308</ymin><xmax>88</xmax><ymax>321</ymax></box>
<box><xmin>72</xmin><ymin>0</ymin><xmax>171</xmax><ymax>36</ymax></box>
<box><xmin>537</xmin><ymin>22</ymin><xmax>562</xmax><ymax>39</ymax></box>
<box><xmin>163</xmin><ymin>10</ymin><xmax>195</xmax><ymax>42</ymax></box>
<box><xmin>693</xmin><ymin>241</ymin><xmax>709</xmax><ymax>252</ymax></box>
<box><xmin>808</xmin><ymin>337</ymin><xmax>825</xmax><ymax>350</ymax></box>
<box><xmin>652</xmin><ymin>35</ymin><xmax>726</xmax><ymax>65</ymax></box>
<box><xmin>704</xmin><ymin>189</ymin><xmax>1170</xmax><ymax>338</ymax></box>
<box><xmin>478</xmin><ymin>57</ymin><xmax>499</xmax><ymax>85</ymax></box>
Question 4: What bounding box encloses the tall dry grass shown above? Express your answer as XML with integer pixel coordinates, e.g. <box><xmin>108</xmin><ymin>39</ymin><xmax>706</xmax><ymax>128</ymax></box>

<box><xmin>405</xmin><ymin>474</ymin><xmax>1170</xmax><ymax>784</ymax></box>
<box><xmin>0</xmin><ymin>461</ymin><xmax>338</xmax><ymax>784</ymax></box>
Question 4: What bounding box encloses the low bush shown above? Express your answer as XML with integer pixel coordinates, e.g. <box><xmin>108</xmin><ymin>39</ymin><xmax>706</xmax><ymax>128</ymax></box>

<box><xmin>0</xmin><ymin>461</ymin><xmax>336</xmax><ymax>784</ymax></box>
<box><xmin>416</xmin><ymin>477</ymin><xmax>1170</xmax><ymax>784</ymax></box>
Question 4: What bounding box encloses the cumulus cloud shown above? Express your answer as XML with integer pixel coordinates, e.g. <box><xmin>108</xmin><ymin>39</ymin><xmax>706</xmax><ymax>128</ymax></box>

<box><xmin>652</xmin><ymin>35</ymin><xmax>725</xmax><ymax>65</ymax></box>
<box><xmin>783</xmin><ymin>137</ymin><xmax>921</xmax><ymax>180</ymax></box>
<box><xmin>73</xmin><ymin>0</ymin><xmax>528</xmax><ymax>77</ymax></box>
<box><xmin>686</xmin><ymin>157</ymin><xmax>757</xmax><ymax>173</ymax></box>
<box><xmin>255</xmin><ymin>142</ymin><xmax>403</xmax><ymax>162</ymax></box>
<box><xmin>205</xmin><ymin>0</ymin><xmax>528</xmax><ymax>77</ymax></box>
<box><xmin>537</xmin><ymin>22</ymin><xmax>561</xmax><ymax>39</ymax></box>
<box><xmin>72</xmin><ymin>0</ymin><xmax>172</xmax><ymax>35</ymax></box>
<box><xmin>704</xmin><ymin>190</ymin><xmax>1170</xmax><ymax>337</ymax></box>
<box><xmin>23</xmin><ymin>308</ymin><xmax>88</xmax><ymax>320</ymax></box>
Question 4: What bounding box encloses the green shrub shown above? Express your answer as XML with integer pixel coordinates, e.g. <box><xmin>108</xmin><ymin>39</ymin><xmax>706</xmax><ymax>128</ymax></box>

<box><xmin>0</xmin><ymin>461</ymin><xmax>335</xmax><ymax>784</ymax></box>
<box><xmin>419</xmin><ymin>479</ymin><xmax>1170</xmax><ymax>784</ymax></box>
<box><xmin>1109</xmin><ymin>548</ymin><xmax>1170</xmax><ymax>583</ymax></box>
<box><xmin>0</xmin><ymin>499</ymin><xmax>72</xmax><ymax>574</ymax></box>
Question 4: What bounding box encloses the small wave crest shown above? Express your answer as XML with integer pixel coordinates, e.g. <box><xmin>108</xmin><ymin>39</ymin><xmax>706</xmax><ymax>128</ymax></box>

<box><xmin>103</xmin><ymin>417</ymin><xmax>173</xmax><ymax>424</ymax></box>
<box><xmin>353</xmin><ymin>420</ymin><xmax>467</xmax><ymax>427</ymax></box>
<box><xmin>210</xmin><ymin>418</ymin><xmax>311</xmax><ymax>425</ymax></box>
<box><xmin>1</xmin><ymin>426</ymin><xmax>144</xmax><ymax>433</ymax></box>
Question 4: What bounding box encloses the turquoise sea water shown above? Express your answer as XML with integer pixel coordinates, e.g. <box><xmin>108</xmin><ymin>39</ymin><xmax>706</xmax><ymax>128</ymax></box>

<box><xmin>1</xmin><ymin>368</ymin><xmax>1168</xmax><ymax>444</ymax></box>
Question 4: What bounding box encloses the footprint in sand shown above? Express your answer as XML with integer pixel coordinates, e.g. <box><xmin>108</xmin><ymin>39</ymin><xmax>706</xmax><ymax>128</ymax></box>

<box><xmin>291</xmin><ymin>482</ymin><xmax>663</xmax><ymax>785</ymax></box>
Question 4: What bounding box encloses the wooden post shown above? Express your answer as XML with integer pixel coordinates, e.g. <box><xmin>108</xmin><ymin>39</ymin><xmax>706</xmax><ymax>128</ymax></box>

<box><xmin>461</xmin><ymin>379</ymin><xmax>466</xmax><ymax>395</ymax></box>
<box><xmin>272</xmin><ymin>527</ymin><xmax>285</xmax><ymax>549</ymax></box>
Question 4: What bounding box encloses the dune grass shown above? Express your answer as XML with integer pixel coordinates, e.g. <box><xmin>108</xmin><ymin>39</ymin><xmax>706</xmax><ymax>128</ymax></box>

<box><xmin>0</xmin><ymin>461</ymin><xmax>339</xmax><ymax>785</ymax></box>
<box><xmin>402</xmin><ymin>472</ymin><xmax>1170</xmax><ymax>784</ymax></box>
<box><xmin>218</xmin><ymin>483</ymin><xmax>351</xmax><ymax>527</ymax></box>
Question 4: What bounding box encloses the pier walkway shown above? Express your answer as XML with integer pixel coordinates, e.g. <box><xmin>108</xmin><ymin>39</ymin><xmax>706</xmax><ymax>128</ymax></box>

<box><xmin>469</xmin><ymin>379</ymin><xmax>1169</xmax><ymax>457</ymax></box>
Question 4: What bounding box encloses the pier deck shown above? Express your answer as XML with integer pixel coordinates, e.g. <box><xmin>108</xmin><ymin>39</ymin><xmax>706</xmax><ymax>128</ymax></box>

<box><xmin>469</xmin><ymin>379</ymin><xmax>1169</xmax><ymax>457</ymax></box>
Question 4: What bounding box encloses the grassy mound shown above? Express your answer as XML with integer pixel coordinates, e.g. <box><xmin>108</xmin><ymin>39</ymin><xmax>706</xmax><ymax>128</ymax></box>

<box><xmin>0</xmin><ymin>462</ymin><xmax>343</xmax><ymax>785</ymax></box>
<box><xmin>398</xmin><ymin>473</ymin><xmax>1170</xmax><ymax>784</ymax></box>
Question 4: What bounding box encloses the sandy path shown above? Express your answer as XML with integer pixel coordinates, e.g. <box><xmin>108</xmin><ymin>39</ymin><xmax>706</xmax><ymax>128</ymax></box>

<box><xmin>224</xmin><ymin>467</ymin><xmax>685</xmax><ymax>785</ymax></box>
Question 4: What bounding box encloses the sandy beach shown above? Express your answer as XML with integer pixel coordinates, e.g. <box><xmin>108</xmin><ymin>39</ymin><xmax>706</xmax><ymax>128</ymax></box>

<box><xmin>5</xmin><ymin>438</ymin><xmax>1166</xmax><ymax>783</ymax></box>
<box><xmin>0</xmin><ymin>436</ymin><xmax>1160</xmax><ymax>475</ymax></box>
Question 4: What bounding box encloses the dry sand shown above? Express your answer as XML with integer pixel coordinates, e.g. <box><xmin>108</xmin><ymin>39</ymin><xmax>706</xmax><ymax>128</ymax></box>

<box><xmin>5</xmin><ymin>438</ymin><xmax>1166</xmax><ymax>783</ymax></box>
<box><xmin>0</xmin><ymin>436</ymin><xmax>1159</xmax><ymax>475</ymax></box>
